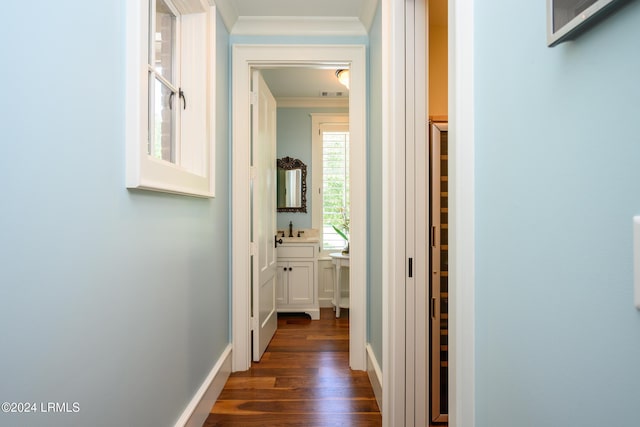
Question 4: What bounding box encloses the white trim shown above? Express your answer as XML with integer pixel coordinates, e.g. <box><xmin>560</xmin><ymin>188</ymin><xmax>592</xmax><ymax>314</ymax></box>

<box><xmin>174</xmin><ymin>345</ymin><xmax>232</xmax><ymax>427</ymax></box>
<box><xmin>276</xmin><ymin>97</ymin><xmax>349</xmax><ymax>109</ymax></box>
<box><xmin>409</xmin><ymin>1</ymin><xmax>429</xmax><ymax>425</ymax></box>
<box><xmin>366</xmin><ymin>344</ymin><xmax>383</xmax><ymax>413</ymax></box>
<box><xmin>382</xmin><ymin>0</ymin><xmax>407</xmax><ymax>425</ymax></box>
<box><xmin>449</xmin><ymin>0</ymin><xmax>475</xmax><ymax>425</ymax></box>
<box><xmin>229</xmin><ymin>16</ymin><xmax>367</xmax><ymax>36</ymax></box>
<box><xmin>232</xmin><ymin>44</ymin><xmax>367</xmax><ymax>372</ymax></box>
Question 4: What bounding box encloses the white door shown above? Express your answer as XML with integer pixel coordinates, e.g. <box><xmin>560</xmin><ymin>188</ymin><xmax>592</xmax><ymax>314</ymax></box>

<box><xmin>251</xmin><ymin>70</ymin><xmax>278</xmax><ymax>362</ymax></box>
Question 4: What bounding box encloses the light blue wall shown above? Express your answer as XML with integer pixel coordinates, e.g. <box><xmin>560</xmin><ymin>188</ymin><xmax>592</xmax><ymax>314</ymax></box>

<box><xmin>276</xmin><ymin>107</ymin><xmax>348</xmax><ymax>230</ymax></box>
<box><xmin>475</xmin><ymin>2</ymin><xmax>640</xmax><ymax>426</ymax></box>
<box><xmin>0</xmin><ymin>4</ymin><xmax>230</xmax><ymax>427</ymax></box>
<box><xmin>367</xmin><ymin>3</ymin><xmax>383</xmax><ymax>366</ymax></box>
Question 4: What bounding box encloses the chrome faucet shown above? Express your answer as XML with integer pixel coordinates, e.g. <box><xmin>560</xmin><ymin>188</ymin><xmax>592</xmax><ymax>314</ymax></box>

<box><xmin>288</xmin><ymin>221</ymin><xmax>293</xmax><ymax>237</ymax></box>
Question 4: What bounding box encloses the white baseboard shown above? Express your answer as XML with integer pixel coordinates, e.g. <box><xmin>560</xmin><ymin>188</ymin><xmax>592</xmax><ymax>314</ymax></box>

<box><xmin>366</xmin><ymin>344</ymin><xmax>383</xmax><ymax>412</ymax></box>
<box><xmin>175</xmin><ymin>344</ymin><xmax>232</xmax><ymax>427</ymax></box>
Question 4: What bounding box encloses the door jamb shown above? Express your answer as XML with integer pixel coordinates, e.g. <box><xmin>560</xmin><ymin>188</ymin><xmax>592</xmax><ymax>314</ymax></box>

<box><xmin>231</xmin><ymin>44</ymin><xmax>368</xmax><ymax>373</ymax></box>
<box><xmin>448</xmin><ymin>0</ymin><xmax>476</xmax><ymax>425</ymax></box>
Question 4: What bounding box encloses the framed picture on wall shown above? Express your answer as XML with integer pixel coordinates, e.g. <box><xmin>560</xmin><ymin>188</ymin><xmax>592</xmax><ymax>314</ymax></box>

<box><xmin>547</xmin><ymin>0</ymin><xmax>624</xmax><ymax>46</ymax></box>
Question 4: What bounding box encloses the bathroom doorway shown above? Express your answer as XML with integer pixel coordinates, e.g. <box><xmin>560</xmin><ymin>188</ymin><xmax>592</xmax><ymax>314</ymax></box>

<box><xmin>231</xmin><ymin>44</ymin><xmax>368</xmax><ymax>373</ymax></box>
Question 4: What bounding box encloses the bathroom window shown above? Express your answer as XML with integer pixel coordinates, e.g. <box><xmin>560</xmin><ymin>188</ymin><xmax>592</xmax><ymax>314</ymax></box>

<box><xmin>322</xmin><ymin>129</ymin><xmax>350</xmax><ymax>251</ymax></box>
<box><xmin>125</xmin><ymin>0</ymin><xmax>216</xmax><ymax>197</ymax></box>
<box><xmin>311</xmin><ymin>114</ymin><xmax>350</xmax><ymax>253</ymax></box>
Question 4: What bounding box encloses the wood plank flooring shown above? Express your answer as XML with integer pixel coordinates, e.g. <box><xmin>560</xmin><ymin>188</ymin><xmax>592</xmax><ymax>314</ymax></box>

<box><xmin>204</xmin><ymin>308</ymin><xmax>381</xmax><ymax>427</ymax></box>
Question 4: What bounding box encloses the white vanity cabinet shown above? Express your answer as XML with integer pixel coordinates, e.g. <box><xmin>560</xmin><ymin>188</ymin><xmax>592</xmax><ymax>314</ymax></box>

<box><xmin>276</xmin><ymin>242</ymin><xmax>319</xmax><ymax>320</ymax></box>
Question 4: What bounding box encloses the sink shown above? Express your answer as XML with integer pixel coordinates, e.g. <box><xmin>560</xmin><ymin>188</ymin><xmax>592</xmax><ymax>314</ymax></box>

<box><xmin>281</xmin><ymin>235</ymin><xmax>319</xmax><ymax>243</ymax></box>
<box><xmin>277</xmin><ymin>228</ymin><xmax>319</xmax><ymax>243</ymax></box>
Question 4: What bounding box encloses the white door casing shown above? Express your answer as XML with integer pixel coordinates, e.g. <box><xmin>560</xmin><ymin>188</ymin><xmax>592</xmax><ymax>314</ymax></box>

<box><xmin>232</xmin><ymin>44</ymin><xmax>367</xmax><ymax>372</ymax></box>
<box><xmin>251</xmin><ymin>70</ymin><xmax>278</xmax><ymax>362</ymax></box>
<box><xmin>448</xmin><ymin>0</ymin><xmax>476</xmax><ymax>426</ymax></box>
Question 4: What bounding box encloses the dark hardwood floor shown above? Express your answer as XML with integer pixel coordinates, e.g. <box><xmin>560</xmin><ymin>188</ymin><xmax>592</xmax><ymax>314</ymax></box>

<box><xmin>203</xmin><ymin>308</ymin><xmax>381</xmax><ymax>427</ymax></box>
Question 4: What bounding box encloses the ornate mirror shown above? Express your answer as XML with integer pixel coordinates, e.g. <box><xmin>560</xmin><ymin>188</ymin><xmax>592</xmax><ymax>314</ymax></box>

<box><xmin>277</xmin><ymin>156</ymin><xmax>307</xmax><ymax>213</ymax></box>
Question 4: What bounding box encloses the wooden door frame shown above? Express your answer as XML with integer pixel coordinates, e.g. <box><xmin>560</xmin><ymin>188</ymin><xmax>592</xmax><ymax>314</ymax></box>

<box><xmin>231</xmin><ymin>44</ymin><xmax>368</xmax><ymax>373</ymax></box>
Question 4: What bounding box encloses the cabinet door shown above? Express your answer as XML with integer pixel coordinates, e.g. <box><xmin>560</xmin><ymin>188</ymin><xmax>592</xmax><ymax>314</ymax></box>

<box><xmin>276</xmin><ymin>261</ymin><xmax>288</xmax><ymax>307</ymax></box>
<box><xmin>287</xmin><ymin>261</ymin><xmax>314</xmax><ymax>305</ymax></box>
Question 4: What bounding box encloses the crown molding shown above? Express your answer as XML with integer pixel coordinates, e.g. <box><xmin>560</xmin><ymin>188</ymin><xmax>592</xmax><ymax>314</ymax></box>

<box><xmin>275</xmin><ymin>97</ymin><xmax>349</xmax><ymax>109</ymax></box>
<box><xmin>212</xmin><ymin>0</ymin><xmax>379</xmax><ymax>35</ymax></box>
<box><xmin>359</xmin><ymin>0</ymin><xmax>379</xmax><ymax>31</ymax></box>
<box><xmin>211</xmin><ymin>0</ymin><xmax>237</xmax><ymax>32</ymax></box>
<box><xmin>231</xmin><ymin>16</ymin><xmax>367</xmax><ymax>36</ymax></box>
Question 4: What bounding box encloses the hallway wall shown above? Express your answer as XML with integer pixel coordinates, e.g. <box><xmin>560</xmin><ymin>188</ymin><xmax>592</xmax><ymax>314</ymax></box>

<box><xmin>0</xmin><ymin>3</ymin><xmax>231</xmax><ymax>427</ymax></box>
<box><xmin>475</xmin><ymin>1</ymin><xmax>640</xmax><ymax>426</ymax></box>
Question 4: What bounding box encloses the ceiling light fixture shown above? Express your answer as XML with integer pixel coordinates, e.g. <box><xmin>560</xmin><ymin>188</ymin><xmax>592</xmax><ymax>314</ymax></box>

<box><xmin>335</xmin><ymin>69</ymin><xmax>350</xmax><ymax>90</ymax></box>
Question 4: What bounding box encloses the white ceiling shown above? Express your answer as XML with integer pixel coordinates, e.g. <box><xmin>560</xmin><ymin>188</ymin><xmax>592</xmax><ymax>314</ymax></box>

<box><xmin>261</xmin><ymin>68</ymin><xmax>349</xmax><ymax>99</ymax></box>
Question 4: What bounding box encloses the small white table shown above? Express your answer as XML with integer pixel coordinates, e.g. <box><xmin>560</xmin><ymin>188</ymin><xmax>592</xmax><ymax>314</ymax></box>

<box><xmin>329</xmin><ymin>252</ymin><xmax>350</xmax><ymax>318</ymax></box>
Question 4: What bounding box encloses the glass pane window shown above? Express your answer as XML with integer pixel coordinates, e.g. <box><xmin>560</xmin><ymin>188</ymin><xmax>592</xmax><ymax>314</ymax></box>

<box><xmin>152</xmin><ymin>0</ymin><xmax>175</xmax><ymax>80</ymax></box>
<box><xmin>148</xmin><ymin>0</ymin><xmax>179</xmax><ymax>163</ymax></box>
<box><xmin>151</xmin><ymin>78</ymin><xmax>176</xmax><ymax>162</ymax></box>
<box><xmin>322</xmin><ymin>131</ymin><xmax>350</xmax><ymax>251</ymax></box>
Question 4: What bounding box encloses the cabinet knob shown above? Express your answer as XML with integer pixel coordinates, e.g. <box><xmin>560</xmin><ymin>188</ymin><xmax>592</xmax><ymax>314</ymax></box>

<box><xmin>289</xmin><ymin>267</ymin><xmax>293</xmax><ymax>271</ymax></box>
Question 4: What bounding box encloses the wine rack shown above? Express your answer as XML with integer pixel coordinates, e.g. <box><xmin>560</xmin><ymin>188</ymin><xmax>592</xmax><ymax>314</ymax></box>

<box><xmin>430</xmin><ymin>120</ymin><xmax>448</xmax><ymax>424</ymax></box>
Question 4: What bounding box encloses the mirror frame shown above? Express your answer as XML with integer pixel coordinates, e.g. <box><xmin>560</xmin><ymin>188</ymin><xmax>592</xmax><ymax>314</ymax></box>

<box><xmin>277</xmin><ymin>156</ymin><xmax>307</xmax><ymax>213</ymax></box>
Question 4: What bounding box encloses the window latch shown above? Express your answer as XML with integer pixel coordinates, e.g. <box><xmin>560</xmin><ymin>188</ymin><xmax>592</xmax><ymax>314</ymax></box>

<box><xmin>168</xmin><ymin>89</ymin><xmax>187</xmax><ymax>110</ymax></box>
<box><xmin>179</xmin><ymin>88</ymin><xmax>186</xmax><ymax>110</ymax></box>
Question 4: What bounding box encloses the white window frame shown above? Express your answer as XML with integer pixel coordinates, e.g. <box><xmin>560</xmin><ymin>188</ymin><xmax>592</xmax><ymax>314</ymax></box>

<box><xmin>148</xmin><ymin>0</ymin><xmax>181</xmax><ymax>164</ymax></box>
<box><xmin>311</xmin><ymin>113</ymin><xmax>349</xmax><ymax>256</ymax></box>
<box><xmin>125</xmin><ymin>0</ymin><xmax>216</xmax><ymax>197</ymax></box>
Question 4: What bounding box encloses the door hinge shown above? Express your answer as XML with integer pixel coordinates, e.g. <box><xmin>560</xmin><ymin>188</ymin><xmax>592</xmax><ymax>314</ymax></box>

<box><xmin>249</xmin><ymin>241</ymin><xmax>256</xmax><ymax>256</ymax></box>
<box><xmin>250</xmin><ymin>91</ymin><xmax>258</xmax><ymax>105</ymax></box>
<box><xmin>250</xmin><ymin>166</ymin><xmax>256</xmax><ymax>180</ymax></box>
<box><xmin>250</xmin><ymin>316</ymin><xmax>257</xmax><ymax>331</ymax></box>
